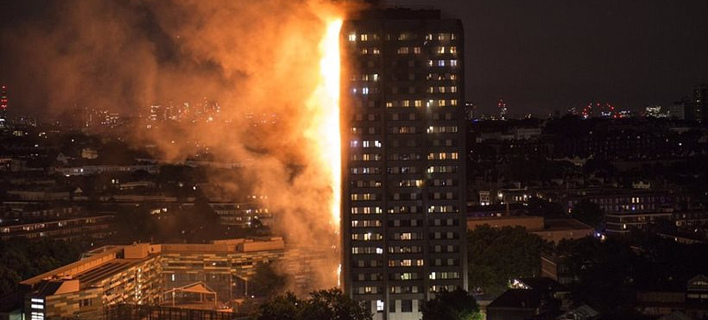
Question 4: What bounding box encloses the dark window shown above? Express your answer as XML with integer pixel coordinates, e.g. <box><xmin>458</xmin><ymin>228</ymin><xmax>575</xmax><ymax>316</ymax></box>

<box><xmin>401</xmin><ymin>300</ymin><xmax>413</xmax><ymax>312</ymax></box>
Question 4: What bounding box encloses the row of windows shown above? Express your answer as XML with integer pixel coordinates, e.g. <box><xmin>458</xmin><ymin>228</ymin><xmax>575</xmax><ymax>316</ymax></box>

<box><xmin>388</xmin><ymin>166</ymin><xmax>419</xmax><ymax>174</ymax></box>
<box><xmin>350</xmin><ymin>231</ymin><xmax>460</xmax><ymax>242</ymax></box>
<box><xmin>350</xmin><ymin>125</ymin><xmax>459</xmax><ymax>136</ymax></box>
<box><xmin>352</xmin><ymin>258</ymin><xmax>459</xmax><ymax>268</ymax></box>
<box><xmin>385</xmin><ymin>99</ymin><xmax>458</xmax><ymax>108</ymax></box>
<box><xmin>347</xmin><ymin>32</ymin><xmax>458</xmax><ymax>42</ymax></box>
<box><xmin>352</xmin><ymin>233</ymin><xmax>383</xmax><ymax>241</ymax></box>
<box><xmin>352</xmin><ymin>247</ymin><xmax>384</xmax><ymax>254</ymax></box>
<box><xmin>391</xmin><ymin>112</ymin><xmax>455</xmax><ymax>121</ymax></box>
<box><xmin>391</xmin><ymin>232</ymin><xmax>424</xmax><ymax>240</ymax></box>
<box><xmin>351</xmin><ymin>193</ymin><xmax>379</xmax><ymax>201</ymax></box>
<box><xmin>429</xmin><ymin>179</ymin><xmax>457</xmax><ymax>186</ymax></box>
<box><xmin>395</xmin><ymin>46</ymin><xmax>457</xmax><ymax>55</ymax></box>
<box><xmin>350</xmin><ymin>206</ymin><xmax>460</xmax><ymax>215</ymax></box>
<box><xmin>389</xmin><ymin>246</ymin><xmax>424</xmax><ymax>254</ymax></box>
<box><xmin>389</xmin><ymin>259</ymin><xmax>425</xmax><ymax>267</ymax></box>
<box><xmin>397</xmin><ymin>179</ymin><xmax>424</xmax><ymax>187</ymax></box>
<box><xmin>350</xmin><ymin>218</ymin><xmax>459</xmax><ymax>227</ymax></box>
<box><xmin>428</xmin><ymin>60</ymin><xmax>458</xmax><ymax>67</ymax></box>
<box><xmin>428</xmin><ymin>152</ymin><xmax>459</xmax><ymax>160</ymax></box>
<box><xmin>390</xmin><ymin>126</ymin><xmax>417</xmax><ymax>134</ymax></box>
<box><xmin>350</xmin><ymin>205</ymin><xmax>460</xmax><ymax>215</ymax></box>
<box><xmin>427</xmin><ymin>86</ymin><xmax>458</xmax><ymax>94</ymax></box>
<box><xmin>356</xmin><ymin>258</ymin><xmax>460</xmax><ymax>268</ymax></box>
<box><xmin>350</xmin><ymin>72</ymin><xmax>457</xmax><ymax>82</ymax></box>
<box><xmin>350</xmin><ymin>167</ymin><xmax>381</xmax><ymax>175</ymax></box>
<box><xmin>350</xmin><ymin>140</ymin><xmax>383</xmax><ymax>148</ymax></box>
<box><xmin>387</xmin><ymin>153</ymin><xmax>421</xmax><ymax>161</ymax></box>
<box><xmin>352</xmin><ymin>180</ymin><xmax>382</xmax><ymax>188</ymax></box>
<box><xmin>352</xmin><ymin>220</ymin><xmax>382</xmax><ymax>227</ymax></box>
<box><xmin>390</xmin><ymin>286</ymin><xmax>420</xmax><ymax>294</ymax></box>
<box><xmin>352</xmin><ymin>165</ymin><xmax>460</xmax><ymax>174</ymax></box>
<box><xmin>427</xmin><ymin>165</ymin><xmax>458</xmax><ymax>173</ymax></box>
<box><xmin>351</xmin><ymin>207</ymin><xmax>383</xmax><ymax>214</ymax></box>
<box><xmin>357</xmin><ymin>286</ymin><xmax>382</xmax><ymax>294</ymax></box>
<box><xmin>358</xmin><ymin>47</ymin><xmax>381</xmax><ymax>55</ymax></box>
<box><xmin>350</xmin><ymin>127</ymin><xmax>379</xmax><ymax>135</ymax></box>
<box><xmin>428</xmin><ymin>205</ymin><xmax>458</xmax><ymax>213</ymax></box>
<box><xmin>351</xmin><ymin>245</ymin><xmax>461</xmax><ymax>255</ymax></box>
<box><xmin>350</xmin><ymin>98</ymin><xmax>460</xmax><ymax>109</ymax></box>
<box><xmin>351</xmin><ymin>154</ymin><xmax>382</xmax><ymax>161</ymax></box>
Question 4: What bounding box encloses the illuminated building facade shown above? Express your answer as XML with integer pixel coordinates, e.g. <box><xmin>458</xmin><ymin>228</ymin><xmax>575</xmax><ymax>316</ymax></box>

<box><xmin>341</xmin><ymin>9</ymin><xmax>467</xmax><ymax>320</ymax></box>
<box><xmin>19</xmin><ymin>238</ymin><xmax>286</xmax><ymax>320</ymax></box>
<box><xmin>1</xmin><ymin>85</ymin><xmax>8</xmax><ymax>128</ymax></box>
<box><xmin>691</xmin><ymin>84</ymin><xmax>707</xmax><ymax>123</ymax></box>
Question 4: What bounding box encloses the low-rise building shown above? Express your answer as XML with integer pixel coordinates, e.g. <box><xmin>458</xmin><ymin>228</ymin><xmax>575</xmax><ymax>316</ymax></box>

<box><xmin>19</xmin><ymin>238</ymin><xmax>286</xmax><ymax>320</ymax></box>
<box><xmin>466</xmin><ymin>216</ymin><xmax>594</xmax><ymax>243</ymax></box>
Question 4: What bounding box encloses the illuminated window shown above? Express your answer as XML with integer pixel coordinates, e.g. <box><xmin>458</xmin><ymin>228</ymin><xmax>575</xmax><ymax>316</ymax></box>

<box><xmin>348</xmin><ymin>33</ymin><xmax>356</xmax><ymax>41</ymax></box>
<box><xmin>360</xmin><ymin>34</ymin><xmax>368</xmax><ymax>41</ymax></box>
<box><xmin>450</xmin><ymin>60</ymin><xmax>458</xmax><ymax>67</ymax></box>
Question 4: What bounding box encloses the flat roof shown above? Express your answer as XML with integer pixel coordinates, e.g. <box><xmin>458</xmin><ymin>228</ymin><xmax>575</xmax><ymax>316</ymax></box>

<box><xmin>543</xmin><ymin>219</ymin><xmax>593</xmax><ymax>231</ymax></box>
<box><xmin>74</xmin><ymin>259</ymin><xmax>142</xmax><ymax>286</ymax></box>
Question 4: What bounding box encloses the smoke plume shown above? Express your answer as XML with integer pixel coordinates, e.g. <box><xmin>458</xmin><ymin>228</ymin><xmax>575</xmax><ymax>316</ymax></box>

<box><xmin>2</xmin><ymin>0</ymin><xmax>360</xmax><ymax>291</ymax></box>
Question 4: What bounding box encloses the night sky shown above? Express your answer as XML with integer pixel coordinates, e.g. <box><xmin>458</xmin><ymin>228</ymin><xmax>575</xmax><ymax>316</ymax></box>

<box><xmin>390</xmin><ymin>0</ymin><xmax>708</xmax><ymax>115</ymax></box>
<box><xmin>1</xmin><ymin>0</ymin><xmax>707</xmax><ymax>116</ymax></box>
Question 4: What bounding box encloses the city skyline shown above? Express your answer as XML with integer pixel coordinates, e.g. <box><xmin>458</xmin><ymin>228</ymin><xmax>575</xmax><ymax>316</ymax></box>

<box><xmin>1</xmin><ymin>0</ymin><xmax>708</xmax><ymax>116</ymax></box>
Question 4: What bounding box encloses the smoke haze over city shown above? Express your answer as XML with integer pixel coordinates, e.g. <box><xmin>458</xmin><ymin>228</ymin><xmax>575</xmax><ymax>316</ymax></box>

<box><xmin>1</xmin><ymin>0</ymin><xmax>362</xmax><ymax>291</ymax></box>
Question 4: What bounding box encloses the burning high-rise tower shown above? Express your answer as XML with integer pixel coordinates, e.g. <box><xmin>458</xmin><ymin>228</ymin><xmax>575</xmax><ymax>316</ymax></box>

<box><xmin>340</xmin><ymin>8</ymin><xmax>467</xmax><ymax>320</ymax></box>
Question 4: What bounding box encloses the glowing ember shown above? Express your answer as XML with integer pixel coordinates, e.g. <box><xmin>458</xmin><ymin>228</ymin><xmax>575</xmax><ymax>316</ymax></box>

<box><xmin>307</xmin><ymin>18</ymin><xmax>343</xmax><ymax>233</ymax></box>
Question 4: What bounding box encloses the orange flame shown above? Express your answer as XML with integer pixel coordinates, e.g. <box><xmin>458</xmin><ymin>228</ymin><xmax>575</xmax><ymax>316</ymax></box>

<box><xmin>306</xmin><ymin>18</ymin><xmax>343</xmax><ymax>233</ymax></box>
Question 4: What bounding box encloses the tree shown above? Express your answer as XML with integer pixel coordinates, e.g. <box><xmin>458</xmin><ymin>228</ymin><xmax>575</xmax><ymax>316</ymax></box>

<box><xmin>571</xmin><ymin>200</ymin><xmax>603</xmax><ymax>229</ymax></box>
<box><xmin>0</xmin><ymin>238</ymin><xmax>82</xmax><ymax>295</ymax></box>
<box><xmin>526</xmin><ymin>196</ymin><xmax>566</xmax><ymax>218</ymax></box>
<box><xmin>253</xmin><ymin>289</ymin><xmax>371</xmax><ymax>320</ymax></box>
<box><xmin>467</xmin><ymin>225</ymin><xmax>546</xmax><ymax>295</ymax></box>
<box><xmin>301</xmin><ymin>289</ymin><xmax>372</xmax><ymax>320</ymax></box>
<box><xmin>250</xmin><ymin>262</ymin><xmax>288</xmax><ymax>298</ymax></box>
<box><xmin>0</xmin><ymin>265</ymin><xmax>21</xmax><ymax>295</ymax></box>
<box><xmin>555</xmin><ymin>237</ymin><xmax>640</xmax><ymax>314</ymax></box>
<box><xmin>421</xmin><ymin>288</ymin><xmax>482</xmax><ymax>320</ymax></box>
<box><xmin>253</xmin><ymin>292</ymin><xmax>302</xmax><ymax>320</ymax></box>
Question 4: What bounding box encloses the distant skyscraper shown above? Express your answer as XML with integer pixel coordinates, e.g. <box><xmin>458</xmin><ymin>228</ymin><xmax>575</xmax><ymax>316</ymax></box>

<box><xmin>464</xmin><ymin>102</ymin><xmax>477</xmax><ymax>121</ymax></box>
<box><xmin>497</xmin><ymin>99</ymin><xmax>507</xmax><ymax>120</ymax></box>
<box><xmin>691</xmin><ymin>84</ymin><xmax>707</xmax><ymax>123</ymax></box>
<box><xmin>0</xmin><ymin>85</ymin><xmax>8</xmax><ymax>128</ymax></box>
<box><xmin>667</xmin><ymin>99</ymin><xmax>687</xmax><ymax>120</ymax></box>
<box><xmin>341</xmin><ymin>9</ymin><xmax>467</xmax><ymax>320</ymax></box>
